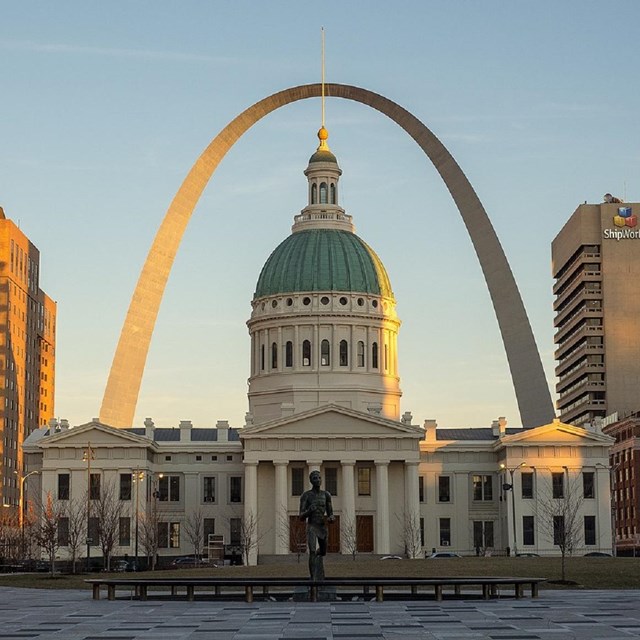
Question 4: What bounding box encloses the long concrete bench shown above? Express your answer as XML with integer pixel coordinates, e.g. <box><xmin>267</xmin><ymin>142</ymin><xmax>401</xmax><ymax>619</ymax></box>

<box><xmin>86</xmin><ymin>575</ymin><xmax>545</xmax><ymax>603</ymax></box>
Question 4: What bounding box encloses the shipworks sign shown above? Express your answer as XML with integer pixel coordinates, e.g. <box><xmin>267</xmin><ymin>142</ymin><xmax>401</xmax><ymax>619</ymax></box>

<box><xmin>603</xmin><ymin>207</ymin><xmax>640</xmax><ymax>240</ymax></box>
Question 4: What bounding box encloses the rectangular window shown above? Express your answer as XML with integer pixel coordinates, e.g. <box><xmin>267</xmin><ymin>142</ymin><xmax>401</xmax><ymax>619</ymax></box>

<box><xmin>438</xmin><ymin>476</ymin><xmax>450</xmax><ymax>502</ymax></box>
<box><xmin>553</xmin><ymin>515</ymin><xmax>565</xmax><ymax>546</ymax></box>
<box><xmin>552</xmin><ymin>472</ymin><xmax>565</xmax><ymax>499</ymax></box>
<box><xmin>439</xmin><ymin>517</ymin><xmax>451</xmax><ymax>546</ymax></box>
<box><xmin>119</xmin><ymin>517</ymin><xmax>131</xmax><ymax>546</ymax></box>
<box><xmin>58</xmin><ymin>517</ymin><xmax>69</xmax><ymax>546</ymax></box>
<box><xmin>325</xmin><ymin>468</ymin><xmax>338</xmax><ymax>496</ymax></box>
<box><xmin>473</xmin><ymin>521</ymin><xmax>494</xmax><ymax>548</ymax></box>
<box><xmin>203</xmin><ymin>477</ymin><xmax>216</xmax><ymax>502</ymax></box>
<box><xmin>57</xmin><ymin>474</ymin><xmax>70</xmax><ymax>500</ymax></box>
<box><xmin>521</xmin><ymin>472</ymin><xmax>534</xmax><ymax>499</ymax></box>
<box><xmin>291</xmin><ymin>468</ymin><xmax>304</xmax><ymax>496</ymax></box>
<box><xmin>420</xmin><ymin>517</ymin><xmax>425</xmax><ymax>547</ymax></box>
<box><xmin>472</xmin><ymin>475</ymin><xmax>493</xmax><ymax>501</ymax></box>
<box><xmin>158</xmin><ymin>522</ymin><xmax>168</xmax><ymax>548</ymax></box>
<box><xmin>88</xmin><ymin>517</ymin><xmax>99</xmax><ymax>546</ymax></box>
<box><xmin>169</xmin><ymin>522</ymin><xmax>180</xmax><ymax>548</ymax></box>
<box><xmin>583</xmin><ymin>472</ymin><xmax>595</xmax><ymax>499</ymax></box>
<box><xmin>89</xmin><ymin>473</ymin><xmax>101</xmax><ymax>500</ymax></box>
<box><xmin>523</xmin><ymin>515</ymin><xmax>535</xmax><ymax>546</ymax></box>
<box><xmin>120</xmin><ymin>473</ymin><xmax>132</xmax><ymax>501</ymax></box>
<box><xmin>229</xmin><ymin>476</ymin><xmax>243</xmax><ymax>503</ymax></box>
<box><xmin>418</xmin><ymin>476</ymin><xmax>424</xmax><ymax>503</ymax></box>
<box><xmin>230</xmin><ymin>517</ymin><xmax>242</xmax><ymax>546</ymax></box>
<box><xmin>204</xmin><ymin>518</ymin><xmax>215</xmax><ymax>544</ymax></box>
<box><xmin>358</xmin><ymin>467</ymin><xmax>371</xmax><ymax>496</ymax></box>
<box><xmin>584</xmin><ymin>515</ymin><xmax>596</xmax><ymax>545</ymax></box>
<box><xmin>157</xmin><ymin>522</ymin><xmax>180</xmax><ymax>548</ymax></box>
<box><xmin>158</xmin><ymin>475</ymin><xmax>180</xmax><ymax>502</ymax></box>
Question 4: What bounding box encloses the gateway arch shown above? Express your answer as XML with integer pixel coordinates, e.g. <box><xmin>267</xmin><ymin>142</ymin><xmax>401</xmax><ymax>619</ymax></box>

<box><xmin>99</xmin><ymin>83</ymin><xmax>555</xmax><ymax>429</ymax></box>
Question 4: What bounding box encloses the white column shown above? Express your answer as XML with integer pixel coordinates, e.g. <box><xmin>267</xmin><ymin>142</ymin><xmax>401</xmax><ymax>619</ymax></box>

<box><xmin>404</xmin><ymin>462</ymin><xmax>421</xmax><ymax>558</ymax></box>
<box><xmin>244</xmin><ymin>461</ymin><xmax>258</xmax><ymax>565</ymax></box>
<box><xmin>341</xmin><ymin>461</ymin><xmax>356</xmax><ymax>555</ymax></box>
<box><xmin>307</xmin><ymin>460</ymin><xmax>322</xmax><ymax>476</ymax></box>
<box><xmin>274</xmin><ymin>461</ymin><xmax>288</xmax><ymax>555</ymax></box>
<box><xmin>375</xmin><ymin>461</ymin><xmax>390</xmax><ymax>554</ymax></box>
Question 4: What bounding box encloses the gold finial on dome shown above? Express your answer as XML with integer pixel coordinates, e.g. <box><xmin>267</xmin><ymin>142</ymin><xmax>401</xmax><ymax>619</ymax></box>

<box><xmin>317</xmin><ymin>125</ymin><xmax>330</xmax><ymax>151</ymax></box>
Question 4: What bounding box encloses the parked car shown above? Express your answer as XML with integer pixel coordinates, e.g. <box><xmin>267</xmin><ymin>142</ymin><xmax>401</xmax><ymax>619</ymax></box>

<box><xmin>516</xmin><ymin>552</ymin><xmax>540</xmax><ymax>557</ymax></box>
<box><xmin>583</xmin><ymin>552</ymin><xmax>612</xmax><ymax>557</ymax></box>
<box><xmin>427</xmin><ymin>552</ymin><xmax>461</xmax><ymax>559</ymax></box>
<box><xmin>380</xmin><ymin>555</ymin><xmax>402</xmax><ymax>561</ymax></box>
<box><xmin>170</xmin><ymin>556</ymin><xmax>209</xmax><ymax>568</ymax></box>
<box><xmin>112</xmin><ymin>560</ymin><xmax>130</xmax><ymax>572</ymax></box>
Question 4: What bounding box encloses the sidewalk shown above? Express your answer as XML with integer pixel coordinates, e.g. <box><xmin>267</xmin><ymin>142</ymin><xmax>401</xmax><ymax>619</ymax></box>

<box><xmin>0</xmin><ymin>587</ymin><xmax>639</xmax><ymax>639</ymax></box>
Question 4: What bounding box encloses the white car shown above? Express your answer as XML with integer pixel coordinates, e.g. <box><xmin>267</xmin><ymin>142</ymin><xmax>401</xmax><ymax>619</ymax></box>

<box><xmin>427</xmin><ymin>551</ymin><xmax>461</xmax><ymax>559</ymax></box>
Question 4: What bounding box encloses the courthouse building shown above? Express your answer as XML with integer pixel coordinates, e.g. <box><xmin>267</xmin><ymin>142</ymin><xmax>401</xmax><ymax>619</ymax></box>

<box><xmin>24</xmin><ymin>129</ymin><xmax>614</xmax><ymax>564</ymax></box>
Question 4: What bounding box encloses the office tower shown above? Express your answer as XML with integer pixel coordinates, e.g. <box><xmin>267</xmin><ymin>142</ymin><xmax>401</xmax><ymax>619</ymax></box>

<box><xmin>552</xmin><ymin>200</ymin><xmax>640</xmax><ymax>426</ymax></box>
<box><xmin>0</xmin><ymin>206</ymin><xmax>56</xmax><ymax>509</ymax></box>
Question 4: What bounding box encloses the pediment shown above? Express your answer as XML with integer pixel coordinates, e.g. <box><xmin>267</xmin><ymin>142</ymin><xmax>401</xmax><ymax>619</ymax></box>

<box><xmin>500</xmin><ymin>419</ymin><xmax>614</xmax><ymax>446</ymax></box>
<box><xmin>39</xmin><ymin>420</ymin><xmax>153</xmax><ymax>449</ymax></box>
<box><xmin>241</xmin><ymin>405</ymin><xmax>423</xmax><ymax>439</ymax></box>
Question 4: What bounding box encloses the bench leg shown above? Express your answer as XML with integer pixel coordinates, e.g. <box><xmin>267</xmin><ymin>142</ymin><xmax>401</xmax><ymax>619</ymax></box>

<box><xmin>107</xmin><ymin>585</ymin><xmax>115</xmax><ymax>601</ymax></box>
<box><xmin>215</xmin><ymin>586</ymin><xmax>221</xmax><ymax>596</ymax></box>
<box><xmin>263</xmin><ymin>586</ymin><xmax>269</xmax><ymax>597</ymax></box>
<box><xmin>435</xmin><ymin>585</ymin><xmax>443</xmax><ymax>601</ymax></box>
<box><xmin>375</xmin><ymin>586</ymin><xmax>383</xmax><ymax>603</ymax></box>
<box><xmin>531</xmin><ymin>582</ymin><xmax>539</xmax><ymax>598</ymax></box>
<box><xmin>411</xmin><ymin>585</ymin><xmax>417</xmax><ymax>596</ymax></box>
<box><xmin>92</xmin><ymin>584</ymin><xmax>101</xmax><ymax>600</ymax></box>
<box><xmin>171</xmin><ymin>586</ymin><xmax>177</xmax><ymax>596</ymax></box>
<box><xmin>187</xmin><ymin>585</ymin><xmax>195</xmax><ymax>601</ymax></box>
<box><xmin>245</xmin><ymin>586</ymin><xmax>253</xmax><ymax>604</ymax></box>
<box><xmin>482</xmin><ymin>584</ymin><xmax>489</xmax><ymax>600</ymax></box>
<box><xmin>454</xmin><ymin>585</ymin><xmax>461</xmax><ymax>596</ymax></box>
<box><xmin>140</xmin><ymin>585</ymin><xmax>147</xmax><ymax>601</ymax></box>
<box><xmin>490</xmin><ymin>585</ymin><xmax>498</xmax><ymax>597</ymax></box>
<box><xmin>515</xmin><ymin>583</ymin><xmax>523</xmax><ymax>599</ymax></box>
<box><xmin>310</xmin><ymin>586</ymin><xmax>318</xmax><ymax>602</ymax></box>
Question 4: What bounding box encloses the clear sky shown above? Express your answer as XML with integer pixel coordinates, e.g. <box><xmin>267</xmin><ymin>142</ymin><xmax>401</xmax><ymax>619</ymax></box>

<box><xmin>1</xmin><ymin>1</ymin><xmax>639</xmax><ymax>430</ymax></box>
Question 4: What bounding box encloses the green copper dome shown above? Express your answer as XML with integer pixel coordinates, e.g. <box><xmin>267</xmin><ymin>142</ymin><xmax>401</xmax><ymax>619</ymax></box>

<box><xmin>254</xmin><ymin>229</ymin><xmax>393</xmax><ymax>299</ymax></box>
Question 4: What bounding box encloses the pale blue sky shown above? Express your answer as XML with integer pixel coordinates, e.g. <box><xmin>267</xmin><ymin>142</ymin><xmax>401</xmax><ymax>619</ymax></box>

<box><xmin>1</xmin><ymin>1</ymin><xmax>638</xmax><ymax>429</ymax></box>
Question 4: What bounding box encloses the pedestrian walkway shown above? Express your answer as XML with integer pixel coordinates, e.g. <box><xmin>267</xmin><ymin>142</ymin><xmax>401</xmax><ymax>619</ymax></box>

<box><xmin>0</xmin><ymin>587</ymin><xmax>639</xmax><ymax>639</ymax></box>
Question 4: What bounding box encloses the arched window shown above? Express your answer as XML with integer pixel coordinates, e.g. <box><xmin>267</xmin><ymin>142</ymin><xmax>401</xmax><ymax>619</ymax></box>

<box><xmin>321</xmin><ymin>339</ymin><xmax>330</xmax><ymax>366</ymax></box>
<box><xmin>311</xmin><ymin>183</ymin><xmax>317</xmax><ymax>204</ymax></box>
<box><xmin>330</xmin><ymin>183</ymin><xmax>336</xmax><ymax>204</ymax></box>
<box><xmin>271</xmin><ymin>342</ymin><xmax>278</xmax><ymax>369</ymax></box>
<box><xmin>302</xmin><ymin>340</ymin><xmax>311</xmax><ymax>367</ymax></box>
<box><xmin>285</xmin><ymin>341</ymin><xmax>293</xmax><ymax>368</ymax></box>
<box><xmin>260</xmin><ymin>345</ymin><xmax>265</xmax><ymax>371</ymax></box>
<box><xmin>357</xmin><ymin>341</ymin><xmax>365</xmax><ymax>367</ymax></box>
<box><xmin>339</xmin><ymin>340</ymin><xmax>348</xmax><ymax>366</ymax></box>
<box><xmin>320</xmin><ymin>182</ymin><xmax>328</xmax><ymax>204</ymax></box>
<box><xmin>372</xmin><ymin>342</ymin><xmax>378</xmax><ymax>369</ymax></box>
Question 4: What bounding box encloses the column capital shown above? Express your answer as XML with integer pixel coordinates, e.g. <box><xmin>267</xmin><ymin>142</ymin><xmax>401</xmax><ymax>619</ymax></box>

<box><xmin>306</xmin><ymin>460</ymin><xmax>323</xmax><ymax>467</ymax></box>
<box><xmin>243</xmin><ymin>460</ymin><xmax>259</xmax><ymax>468</ymax></box>
<box><xmin>374</xmin><ymin>460</ymin><xmax>390</xmax><ymax>467</ymax></box>
<box><xmin>404</xmin><ymin>460</ymin><xmax>420</xmax><ymax>468</ymax></box>
<box><xmin>273</xmin><ymin>460</ymin><xmax>288</xmax><ymax>467</ymax></box>
<box><xmin>341</xmin><ymin>460</ymin><xmax>356</xmax><ymax>467</ymax></box>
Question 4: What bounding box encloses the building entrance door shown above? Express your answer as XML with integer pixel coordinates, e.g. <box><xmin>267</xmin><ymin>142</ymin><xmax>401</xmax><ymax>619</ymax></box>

<box><xmin>357</xmin><ymin>515</ymin><xmax>374</xmax><ymax>552</ymax></box>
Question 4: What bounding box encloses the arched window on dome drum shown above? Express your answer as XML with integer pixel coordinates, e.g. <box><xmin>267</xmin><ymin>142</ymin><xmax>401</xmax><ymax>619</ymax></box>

<box><xmin>330</xmin><ymin>183</ymin><xmax>336</xmax><ymax>204</ymax></box>
<box><xmin>372</xmin><ymin>342</ymin><xmax>378</xmax><ymax>369</ymax></box>
<box><xmin>357</xmin><ymin>341</ymin><xmax>365</xmax><ymax>367</ymax></box>
<box><xmin>302</xmin><ymin>340</ymin><xmax>311</xmax><ymax>367</ymax></box>
<box><xmin>320</xmin><ymin>182</ymin><xmax>328</xmax><ymax>204</ymax></box>
<box><xmin>311</xmin><ymin>183</ymin><xmax>317</xmax><ymax>204</ymax></box>
<box><xmin>285</xmin><ymin>341</ymin><xmax>293</xmax><ymax>368</ymax></box>
<box><xmin>271</xmin><ymin>342</ymin><xmax>278</xmax><ymax>369</ymax></box>
<box><xmin>321</xmin><ymin>339</ymin><xmax>330</xmax><ymax>366</ymax></box>
<box><xmin>261</xmin><ymin>345</ymin><xmax>265</xmax><ymax>371</ymax></box>
<box><xmin>339</xmin><ymin>340</ymin><xmax>348</xmax><ymax>366</ymax></box>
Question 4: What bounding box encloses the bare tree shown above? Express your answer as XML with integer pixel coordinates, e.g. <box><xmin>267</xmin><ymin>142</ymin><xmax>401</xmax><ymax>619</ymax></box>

<box><xmin>226</xmin><ymin>512</ymin><xmax>268</xmax><ymax>566</ymax></box>
<box><xmin>0</xmin><ymin>512</ymin><xmax>21</xmax><ymax>564</ymax></box>
<box><xmin>341</xmin><ymin>515</ymin><xmax>360</xmax><ymax>560</ymax></box>
<box><xmin>92</xmin><ymin>481</ymin><xmax>122</xmax><ymax>572</ymax></box>
<box><xmin>277</xmin><ymin>507</ymin><xmax>306</xmax><ymax>563</ymax></box>
<box><xmin>184</xmin><ymin>507</ymin><xmax>204</xmax><ymax>563</ymax></box>
<box><xmin>537</xmin><ymin>473</ymin><xmax>584</xmax><ymax>582</ymax></box>
<box><xmin>34</xmin><ymin>492</ymin><xmax>65</xmax><ymax>576</ymax></box>
<box><xmin>139</xmin><ymin>501</ymin><xmax>161</xmax><ymax>570</ymax></box>
<box><xmin>398</xmin><ymin>513</ymin><xmax>422</xmax><ymax>559</ymax></box>
<box><xmin>64</xmin><ymin>496</ymin><xmax>87</xmax><ymax>574</ymax></box>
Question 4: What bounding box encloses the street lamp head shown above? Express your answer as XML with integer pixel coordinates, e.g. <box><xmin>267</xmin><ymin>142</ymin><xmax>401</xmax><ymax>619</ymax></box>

<box><xmin>499</xmin><ymin>463</ymin><xmax>506</xmax><ymax>470</ymax></box>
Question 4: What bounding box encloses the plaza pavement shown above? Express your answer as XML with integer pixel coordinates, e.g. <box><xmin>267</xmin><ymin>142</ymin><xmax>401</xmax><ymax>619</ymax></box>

<box><xmin>0</xmin><ymin>587</ymin><xmax>639</xmax><ymax>639</ymax></box>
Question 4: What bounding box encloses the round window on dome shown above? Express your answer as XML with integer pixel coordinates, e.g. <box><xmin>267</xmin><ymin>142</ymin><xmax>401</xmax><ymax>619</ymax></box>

<box><xmin>372</xmin><ymin>300</ymin><xmax>378</xmax><ymax>308</ymax></box>
<box><xmin>303</xmin><ymin>297</ymin><xmax>311</xmax><ymax>306</ymax></box>
<box><xmin>357</xmin><ymin>298</ymin><xmax>364</xmax><ymax>306</ymax></box>
<box><xmin>321</xmin><ymin>296</ymin><xmax>330</xmax><ymax>305</ymax></box>
<box><xmin>286</xmin><ymin>298</ymin><xmax>293</xmax><ymax>306</ymax></box>
<box><xmin>339</xmin><ymin>297</ymin><xmax>348</xmax><ymax>306</ymax></box>
<box><xmin>272</xmin><ymin>300</ymin><xmax>278</xmax><ymax>308</ymax></box>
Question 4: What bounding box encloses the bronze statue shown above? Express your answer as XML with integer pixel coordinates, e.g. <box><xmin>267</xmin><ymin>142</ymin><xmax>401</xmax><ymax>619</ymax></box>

<box><xmin>299</xmin><ymin>470</ymin><xmax>334</xmax><ymax>580</ymax></box>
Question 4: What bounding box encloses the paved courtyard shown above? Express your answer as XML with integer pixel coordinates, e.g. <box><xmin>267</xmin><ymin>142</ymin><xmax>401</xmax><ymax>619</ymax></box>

<box><xmin>1</xmin><ymin>587</ymin><xmax>640</xmax><ymax>639</ymax></box>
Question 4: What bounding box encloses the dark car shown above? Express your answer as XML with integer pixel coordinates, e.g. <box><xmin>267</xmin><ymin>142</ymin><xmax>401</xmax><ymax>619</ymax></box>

<box><xmin>583</xmin><ymin>552</ymin><xmax>612</xmax><ymax>557</ymax></box>
<box><xmin>170</xmin><ymin>556</ymin><xmax>209</xmax><ymax>568</ymax></box>
<box><xmin>427</xmin><ymin>552</ymin><xmax>461</xmax><ymax>559</ymax></box>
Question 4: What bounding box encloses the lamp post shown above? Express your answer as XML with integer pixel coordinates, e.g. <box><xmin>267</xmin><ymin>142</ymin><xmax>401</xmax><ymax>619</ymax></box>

<box><xmin>15</xmin><ymin>470</ymin><xmax>40</xmax><ymax>555</ymax></box>
<box><xmin>83</xmin><ymin>443</ymin><xmax>95</xmax><ymax>573</ymax></box>
<box><xmin>500</xmin><ymin>462</ymin><xmax>527</xmax><ymax>556</ymax></box>
<box><xmin>132</xmin><ymin>470</ymin><xmax>144</xmax><ymax>570</ymax></box>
